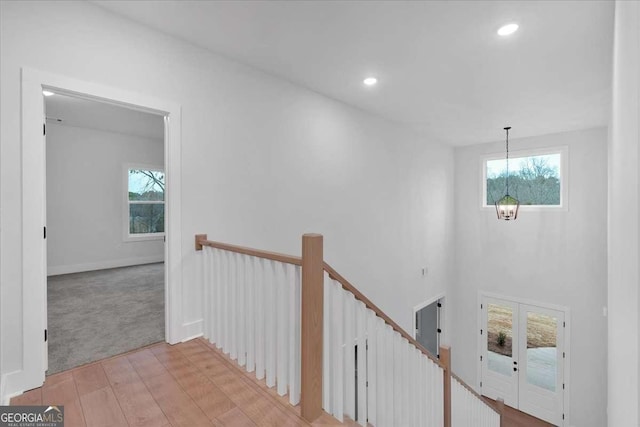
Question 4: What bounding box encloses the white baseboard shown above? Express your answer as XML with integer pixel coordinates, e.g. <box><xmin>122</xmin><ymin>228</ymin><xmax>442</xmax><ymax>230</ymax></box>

<box><xmin>47</xmin><ymin>255</ymin><xmax>164</xmax><ymax>276</ymax></box>
<box><xmin>181</xmin><ymin>319</ymin><xmax>203</xmax><ymax>342</ymax></box>
<box><xmin>1</xmin><ymin>370</ymin><xmax>26</xmax><ymax>405</ymax></box>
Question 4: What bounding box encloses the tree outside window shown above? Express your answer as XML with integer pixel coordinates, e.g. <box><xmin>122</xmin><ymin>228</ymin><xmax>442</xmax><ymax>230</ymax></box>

<box><xmin>128</xmin><ymin>168</ymin><xmax>164</xmax><ymax>235</ymax></box>
<box><xmin>486</xmin><ymin>153</ymin><xmax>561</xmax><ymax>206</ymax></box>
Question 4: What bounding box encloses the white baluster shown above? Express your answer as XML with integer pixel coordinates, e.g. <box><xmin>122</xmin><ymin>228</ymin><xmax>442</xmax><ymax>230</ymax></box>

<box><xmin>265</xmin><ymin>260</ymin><xmax>276</xmax><ymax>388</ymax></box>
<box><xmin>202</xmin><ymin>246</ymin><xmax>211</xmax><ymax>341</ymax></box>
<box><xmin>288</xmin><ymin>264</ymin><xmax>301</xmax><ymax>405</ymax></box>
<box><xmin>229</xmin><ymin>252</ymin><xmax>237</xmax><ymax>359</ymax></box>
<box><xmin>344</xmin><ymin>293</ymin><xmax>356</xmax><ymax>420</ymax></box>
<box><xmin>276</xmin><ymin>261</ymin><xmax>288</xmax><ymax>396</ymax></box>
<box><xmin>245</xmin><ymin>255</ymin><xmax>255</xmax><ymax>373</ymax></box>
<box><xmin>323</xmin><ymin>272</ymin><xmax>332</xmax><ymax>413</ymax></box>
<box><xmin>331</xmin><ymin>281</ymin><xmax>344</xmax><ymax>421</ymax></box>
<box><xmin>356</xmin><ymin>301</ymin><xmax>367</xmax><ymax>426</ymax></box>
<box><xmin>365</xmin><ymin>309</ymin><xmax>377</xmax><ymax>426</ymax></box>
<box><xmin>255</xmin><ymin>257</ymin><xmax>265</xmax><ymax>380</ymax></box>
<box><xmin>237</xmin><ymin>254</ymin><xmax>246</xmax><ymax>366</ymax></box>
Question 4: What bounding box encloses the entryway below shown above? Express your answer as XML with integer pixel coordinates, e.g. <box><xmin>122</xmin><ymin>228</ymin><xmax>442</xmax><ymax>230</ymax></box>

<box><xmin>47</xmin><ymin>263</ymin><xmax>164</xmax><ymax>373</ymax></box>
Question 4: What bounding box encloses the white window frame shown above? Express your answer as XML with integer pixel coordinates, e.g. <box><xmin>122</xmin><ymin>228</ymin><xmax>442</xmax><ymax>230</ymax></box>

<box><xmin>123</xmin><ymin>163</ymin><xmax>165</xmax><ymax>242</ymax></box>
<box><xmin>481</xmin><ymin>145</ymin><xmax>569</xmax><ymax>212</ymax></box>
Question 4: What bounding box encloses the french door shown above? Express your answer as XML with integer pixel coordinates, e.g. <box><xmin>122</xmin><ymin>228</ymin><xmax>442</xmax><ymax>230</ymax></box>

<box><xmin>480</xmin><ymin>296</ymin><xmax>565</xmax><ymax>426</ymax></box>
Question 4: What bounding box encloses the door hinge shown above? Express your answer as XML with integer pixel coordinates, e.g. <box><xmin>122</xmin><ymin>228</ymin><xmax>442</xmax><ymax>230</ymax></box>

<box><xmin>563</xmin><ymin>352</ymin><xmax>565</xmax><ymax>358</ymax></box>
<box><xmin>437</xmin><ymin>302</ymin><xmax>442</xmax><ymax>308</ymax></box>
<box><xmin>437</xmin><ymin>328</ymin><xmax>442</xmax><ymax>333</ymax></box>
<box><xmin>481</xmin><ymin>303</ymin><xmax>483</xmax><ymax>309</ymax></box>
<box><xmin>43</xmin><ymin>123</ymin><xmax>46</xmax><ymax>136</ymax></box>
<box><xmin>44</xmin><ymin>329</ymin><xmax>47</xmax><ymax>342</ymax></box>
<box><xmin>480</xmin><ymin>355</ymin><xmax>483</xmax><ymax>362</ymax></box>
<box><xmin>563</xmin><ymin>321</ymin><xmax>566</xmax><ymax>327</ymax></box>
<box><xmin>563</xmin><ymin>383</ymin><xmax>565</xmax><ymax>390</ymax></box>
<box><xmin>480</xmin><ymin>329</ymin><xmax>483</xmax><ymax>335</ymax></box>
<box><xmin>43</xmin><ymin>226</ymin><xmax>46</xmax><ymax>239</ymax></box>
<box><xmin>562</xmin><ymin>414</ymin><xmax>565</xmax><ymax>420</ymax></box>
<box><xmin>480</xmin><ymin>381</ymin><xmax>482</xmax><ymax>387</ymax></box>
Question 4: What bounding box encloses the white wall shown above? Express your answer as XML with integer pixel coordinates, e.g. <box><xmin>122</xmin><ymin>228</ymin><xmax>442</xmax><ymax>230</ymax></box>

<box><xmin>46</xmin><ymin>123</ymin><xmax>164</xmax><ymax>276</ymax></box>
<box><xmin>0</xmin><ymin>0</ymin><xmax>454</xmax><ymax>390</ymax></box>
<box><xmin>608</xmin><ymin>1</ymin><xmax>640</xmax><ymax>425</ymax></box>
<box><xmin>452</xmin><ymin>127</ymin><xmax>608</xmax><ymax>427</ymax></box>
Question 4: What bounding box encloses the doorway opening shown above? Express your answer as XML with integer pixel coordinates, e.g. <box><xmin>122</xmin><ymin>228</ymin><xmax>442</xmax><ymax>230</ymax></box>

<box><xmin>18</xmin><ymin>67</ymin><xmax>183</xmax><ymax>397</ymax></box>
<box><xmin>479</xmin><ymin>294</ymin><xmax>568</xmax><ymax>426</ymax></box>
<box><xmin>44</xmin><ymin>92</ymin><xmax>166</xmax><ymax>373</ymax></box>
<box><xmin>414</xmin><ymin>295</ymin><xmax>444</xmax><ymax>358</ymax></box>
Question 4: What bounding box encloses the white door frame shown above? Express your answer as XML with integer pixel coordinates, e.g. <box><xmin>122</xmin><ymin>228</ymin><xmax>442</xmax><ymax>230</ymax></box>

<box><xmin>477</xmin><ymin>291</ymin><xmax>571</xmax><ymax>425</ymax></box>
<box><xmin>15</xmin><ymin>67</ymin><xmax>183</xmax><ymax>395</ymax></box>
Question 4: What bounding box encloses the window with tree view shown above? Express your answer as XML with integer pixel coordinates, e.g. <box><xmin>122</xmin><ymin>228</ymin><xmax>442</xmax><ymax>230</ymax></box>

<box><xmin>128</xmin><ymin>168</ymin><xmax>164</xmax><ymax>236</ymax></box>
<box><xmin>485</xmin><ymin>151</ymin><xmax>563</xmax><ymax>207</ymax></box>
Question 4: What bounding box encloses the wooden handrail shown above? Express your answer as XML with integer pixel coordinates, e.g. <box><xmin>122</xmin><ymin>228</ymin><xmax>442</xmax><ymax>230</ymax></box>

<box><xmin>323</xmin><ymin>262</ymin><xmax>443</xmax><ymax>367</ymax></box>
<box><xmin>195</xmin><ymin>234</ymin><xmax>302</xmax><ymax>266</ymax></box>
<box><xmin>195</xmin><ymin>233</ymin><xmax>500</xmax><ymax>425</ymax></box>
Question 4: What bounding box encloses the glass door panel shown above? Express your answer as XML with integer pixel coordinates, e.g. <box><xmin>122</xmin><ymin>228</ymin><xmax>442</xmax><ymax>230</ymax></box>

<box><xmin>487</xmin><ymin>303</ymin><xmax>514</xmax><ymax>377</ymax></box>
<box><xmin>525</xmin><ymin>311</ymin><xmax>557</xmax><ymax>392</ymax></box>
<box><xmin>481</xmin><ymin>297</ymin><xmax>519</xmax><ymax>408</ymax></box>
<box><xmin>518</xmin><ymin>304</ymin><xmax>564</xmax><ymax>426</ymax></box>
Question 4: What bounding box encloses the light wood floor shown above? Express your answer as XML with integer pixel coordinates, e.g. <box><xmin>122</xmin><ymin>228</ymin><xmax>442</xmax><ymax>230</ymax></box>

<box><xmin>482</xmin><ymin>397</ymin><xmax>555</xmax><ymax>427</ymax></box>
<box><xmin>10</xmin><ymin>338</ymin><xmax>352</xmax><ymax>427</ymax></box>
<box><xmin>10</xmin><ymin>336</ymin><xmax>551</xmax><ymax>427</ymax></box>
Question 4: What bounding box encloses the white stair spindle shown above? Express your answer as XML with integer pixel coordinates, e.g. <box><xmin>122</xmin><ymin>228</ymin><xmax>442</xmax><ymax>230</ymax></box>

<box><xmin>276</xmin><ymin>262</ymin><xmax>288</xmax><ymax>396</ymax></box>
<box><xmin>323</xmin><ymin>272</ymin><xmax>332</xmax><ymax>412</ymax></box>
<box><xmin>356</xmin><ymin>301</ymin><xmax>367</xmax><ymax>426</ymax></box>
<box><xmin>288</xmin><ymin>264</ymin><xmax>301</xmax><ymax>405</ymax></box>
<box><xmin>265</xmin><ymin>260</ymin><xmax>276</xmax><ymax>388</ymax></box>
<box><xmin>331</xmin><ymin>281</ymin><xmax>344</xmax><ymax>421</ymax></box>
<box><xmin>344</xmin><ymin>293</ymin><xmax>356</xmax><ymax>420</ymax></box>
<box><xmin>255</xmin><ymin>257</ymin><xmax>265</xmax><ymax>380</ymax></box>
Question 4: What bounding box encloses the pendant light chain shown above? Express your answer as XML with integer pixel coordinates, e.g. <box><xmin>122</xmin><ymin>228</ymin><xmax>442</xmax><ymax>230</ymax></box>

<box><xmin>505</xmin><ymin>127</ymin><xmax>510</xmax><ymax>196</ymax></box>
<box><xmin>495</xmin><ymin>126</ymin><xmax>519</xmax><ymax>220</ymax></box>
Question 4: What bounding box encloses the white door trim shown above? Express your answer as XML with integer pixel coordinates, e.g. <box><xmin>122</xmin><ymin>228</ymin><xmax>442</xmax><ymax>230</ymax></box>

<box><xmin>14</xmin><ymin>67</ymin><xmax>183</xmax><ymax>396</ymax></box>
<box><xmin>477</xmin><ymin>290</ymin><xmax>571</xmax><ymax>426</ymax></box>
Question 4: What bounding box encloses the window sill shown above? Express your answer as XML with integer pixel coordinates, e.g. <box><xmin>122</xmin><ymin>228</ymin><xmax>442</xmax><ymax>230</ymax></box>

<box><xmin>124</xmin><ymin>233</ymin><xmax>165</xmax><ymax>243</ymax></box>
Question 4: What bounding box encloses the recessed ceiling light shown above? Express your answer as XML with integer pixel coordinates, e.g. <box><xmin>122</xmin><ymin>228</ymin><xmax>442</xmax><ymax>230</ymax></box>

<box><xmin>363</xmin><ymin>77</ymin><xmax>378</xmax><ymax>86</ymax></box>
<box><xmin>497</xmin><ymin>23</ymin><xmax>519</xmax><ymax>36</ymax></box>
<box><xmin>42</xmin><ymin>90</ymin><xmax>55</xmax><ymax>97</ymax></box>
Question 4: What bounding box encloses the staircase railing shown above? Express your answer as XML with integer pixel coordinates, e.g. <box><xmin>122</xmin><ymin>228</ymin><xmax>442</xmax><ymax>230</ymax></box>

<box><xmin>196</xmin><ymin>233</ymin><xmax>502</xmax><ymax>426</ymax></box>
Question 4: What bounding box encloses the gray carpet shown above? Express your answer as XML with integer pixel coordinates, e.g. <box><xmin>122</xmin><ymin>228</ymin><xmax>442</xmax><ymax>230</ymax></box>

<box><xmin>47</xmin><ymin>263</ymin><xmax>165</xmax><ymax>374</ymax></box>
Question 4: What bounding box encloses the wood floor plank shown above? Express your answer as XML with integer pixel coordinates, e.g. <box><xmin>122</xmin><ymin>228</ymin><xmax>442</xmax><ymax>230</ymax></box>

<box><xmin>61</xmin><ymin>399</ymin><xmax>88</xmax><ymax>427</ymax></box>
<box><xmin>10</xmin><ymin>388</ymin><xmax>42</xmax><ymax>405</ymax></box>
<box><xmin>102</xmin><ymin>356</ymin><xmax>141</xmax><ymax>387</ymax></box>
<box><xmin>128</xmin><ymin>349</ymin><xmax>168</xmax><ymax>380</ymax></box>
<box><xmin>142</xmin><ymin>372</ymin><xmax>214</xmax><ymax>427</ymax></box>
<box><xmin>113</xmin><ymin>379</ymin><xmax>170</xmax><ymax>427</ymax></box>
<box><xmin>42</xmin><ymin>375</ymin><xmax>79</xmax><ymax>405</ymax></box>
<box><xmin>214</xmin><ymin>407</ymin><xmax>257</xmax><ymax>427</ymax></box>
<box><xmin>73</xmin><ymin>364</ymin><xmax>109</xmax><ymax>396</ymax></box>
<box><xmin>79</xmin><ymin>386</ymin><xmax>128</xmax><ymax>427</ymax></box>
<box><xmin>9</xmin><ymin>339</ymin><xmax>346</xmax><ymax>427</ymax></box>
<box><xmin>174</xmin><ymin>370</ymin><xmax>236</xmax><ymax>421</ymax></box>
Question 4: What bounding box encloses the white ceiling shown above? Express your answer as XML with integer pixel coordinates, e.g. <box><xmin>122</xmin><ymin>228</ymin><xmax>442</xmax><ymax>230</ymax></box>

<box><xmin>94</xmin><ymin>0</ymin><xmax>614</xmax><ymax>145</ymax></box>
<box><xmin>45</xmin><ymin>93</ymin><xmax>164</xmax><ymax>140</ymax></box>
